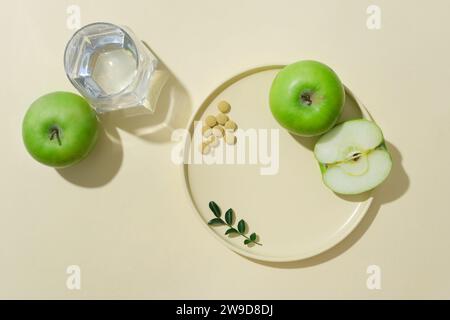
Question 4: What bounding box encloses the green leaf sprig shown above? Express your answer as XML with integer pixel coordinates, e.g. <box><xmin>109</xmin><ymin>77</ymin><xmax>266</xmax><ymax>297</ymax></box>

<box><xmin>207</xmin><ymin>201</ymin><xmax>262</xmax><ymax>246</ymax></box>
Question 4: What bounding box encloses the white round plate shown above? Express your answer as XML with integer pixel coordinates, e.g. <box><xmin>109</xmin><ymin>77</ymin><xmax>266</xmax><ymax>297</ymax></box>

<box><xmin>182</xmin><ymin>65</ymin><xmax>373</xmax><ymax>262</ymax></box>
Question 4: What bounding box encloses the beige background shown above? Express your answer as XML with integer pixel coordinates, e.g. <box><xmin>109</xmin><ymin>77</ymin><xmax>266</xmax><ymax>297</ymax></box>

<box><xmin>0</xmin><ymin>0</ymin><xmax>449</xmax><ymax>299</ymax></box>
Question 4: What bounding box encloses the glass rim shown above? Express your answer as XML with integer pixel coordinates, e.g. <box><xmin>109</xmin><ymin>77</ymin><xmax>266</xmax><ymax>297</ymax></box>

<box><xmin>63</xmin><ymin>21</ymin><xmax>142</xmax><ymax>100</ymax></box>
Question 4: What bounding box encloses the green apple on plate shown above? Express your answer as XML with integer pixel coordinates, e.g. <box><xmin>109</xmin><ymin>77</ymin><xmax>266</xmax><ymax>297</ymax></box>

<box><xmin>22</xmin><ymin>92</ymin><xmax>98</xmax><ymax>168</ymax></box>
<box><xmin>269</xmin><ymin>60</ymin><xmax>345</xmax><ymax>136</ymax></box>
<box><xmin>314</xmin><ymin>119</ymin><xmax>392</xmax><ymax>195</ymax></box>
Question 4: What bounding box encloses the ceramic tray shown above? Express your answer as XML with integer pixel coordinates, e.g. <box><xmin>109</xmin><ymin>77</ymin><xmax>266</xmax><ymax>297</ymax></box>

<box><xmin>182</xmin><ymin>65</ymin><xmax>373</xmax><ymax>262</ymax></box>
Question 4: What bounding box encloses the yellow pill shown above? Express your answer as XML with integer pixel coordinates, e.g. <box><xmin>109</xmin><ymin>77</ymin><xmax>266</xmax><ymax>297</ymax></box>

<box><xmin>224</xmin><ymin>120</ymin><xmax>237</xmax><ymax>131</ymax></box>
<box><xmin>212</xmin><ymin>126</ymin><xmax>224</xmax><ymax>137</ymax></box>
<box><xmin>217</xmin><ymin>101</ymin><xmax>231</xmax><ymax>113</ymax></box>
<box><xmin>216</xmin><ymin>113</ymin><xmax>229</xmax><ymax>125</ymax></box>
<box><xmin>202</xmin><ymin>126</ymin><xmax>213</xmax><ymax>137</ymax></box>
<box><xmin>225</xmin><ymin>132</ymin><xmax>236</xmax><ymax>145</ymax></box>
<box><xmin>200</xmin><ymin>142</ymin><xmax>211</xmax><ymax>155</ymax></box>
<box><xmin>207</xmin><ymin>135</ymin><xmax>220</xmax><ymax>147</ymax></box>
<box><xmin>205</xmin><ymin>115</ymin><xmax>217</xmax><ymax>128</ymax></box>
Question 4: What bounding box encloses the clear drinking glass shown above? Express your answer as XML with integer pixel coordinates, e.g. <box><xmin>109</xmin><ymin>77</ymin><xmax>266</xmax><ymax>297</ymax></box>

<box><xmin>64</xmin><ymin>22</ymin><xmax>168</xmax><ymax>113</ymax></box>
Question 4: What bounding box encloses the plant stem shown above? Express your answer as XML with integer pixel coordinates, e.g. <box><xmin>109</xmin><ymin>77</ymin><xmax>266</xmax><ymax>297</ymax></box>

<box><xmin>240</xmin><ymin>233</ymin><xmax>262</xmax><ymax>246</ymax></box>
<box><xmin>219</xmin><ymin>219</ymin><xmax>262</xmax><ymax>246</ymax></box>
<box><xmin>208</xmin><ymin>201</ymin><xmax>263</xmax><ymax>247</ymax></box>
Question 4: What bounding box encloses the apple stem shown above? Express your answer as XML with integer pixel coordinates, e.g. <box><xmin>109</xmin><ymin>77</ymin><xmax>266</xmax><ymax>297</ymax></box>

<box><xmin>49</xmin><ymin>127</ymin><xmax>62</xmax><ymax>146</ymax></box>
<box><xmin>300</xmin><ymin>92</ymin><xmax>313</xmax><ymax>106</ymax></box>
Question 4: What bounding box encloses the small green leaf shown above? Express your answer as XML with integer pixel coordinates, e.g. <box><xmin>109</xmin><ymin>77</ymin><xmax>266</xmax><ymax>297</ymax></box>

<box><xmin>225</xmin><ymin>209</ymin><xmax>234</xmax><ymax>225</ymax></box>
<box><xmin>209</xmin><ymin>201</ymin><xmax>221</xmax><ymax>218</ymax></box>
<box><xmin>206</xmin><ymin>201</ymin><xmax>262</xmax><ymax>247</ymax></box>
<box><xmin>238</xmin><ymin>219</ymin><xmax>246</xmax><ymax>233</ymax></box>
<box><xmin>225</xmin><ymin>228</ymin><xmax>238</xmax><ymax>235</ymax></box>
<box><xmin>208</xmin><ymin>218</ymin><xmax>225</xmax><ymax>226</ymax></box>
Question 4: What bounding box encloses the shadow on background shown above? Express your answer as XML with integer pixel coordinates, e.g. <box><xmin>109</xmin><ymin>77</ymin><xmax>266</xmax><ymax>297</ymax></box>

<box><xmin>57</xmin><ymin>123</ymin><xmax>123</xmax><ymax>188</ymax></box>
<box><xmin>100</xmin><ymin>42</ymin><xmax>192</xmax><ymax>144</ymax></box>
<box><xmin>243</xmin><ymin>141</ymin><xmax>409</xmax><ymax>268</ymax></box>
<box><xmin>101</xmin><ymin>71</ymin><xmax>192</xmax><ymax>144</ymax></box>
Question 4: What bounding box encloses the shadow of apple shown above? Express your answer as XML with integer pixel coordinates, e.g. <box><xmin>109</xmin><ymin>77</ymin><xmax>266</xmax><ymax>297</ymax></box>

<box><xmin>56</xmin><ymin>123</ymin><xmax>123</xmax><ymax>188</ymax></box>
<box><xmin>241</xmin><ymin>140</ymin><xmax>409</xmax><ymax>268</ymax></box>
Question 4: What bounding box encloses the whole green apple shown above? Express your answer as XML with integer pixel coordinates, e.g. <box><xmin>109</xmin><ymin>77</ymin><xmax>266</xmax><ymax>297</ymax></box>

<box><xmin>269</xmin><ymin>60</ymin><xmax>345</xmax><ymax>136</ymax></box>
<box><xmin>22</xmin><ymin>92</ymin><xmax>98</xmax><ymax>168</ymax></box>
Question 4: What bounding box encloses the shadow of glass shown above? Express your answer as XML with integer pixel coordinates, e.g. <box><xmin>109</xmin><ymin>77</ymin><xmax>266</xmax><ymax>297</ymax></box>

<box><xmin>100</xmin><ymin>51</ymin><xmax>192</xmax><ymax>144</ymax></box>
<box><xmin>56</xmin><ymin>123</ymin><xmax>123</xmax><ymax>188</ymax></box>
<box><xmin>289</xmin><ymin>87</ymin><xmax>363</xmax><ymax>151</ymax></box>
<box><xmin>242</xmin><ymin>141</ymin><xmax>409</xmax><ymax>268</ymax></box>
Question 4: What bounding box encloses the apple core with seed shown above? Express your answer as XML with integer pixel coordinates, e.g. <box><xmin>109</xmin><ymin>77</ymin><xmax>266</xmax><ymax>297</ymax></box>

<box><xmin>314</xmin><ymin>119</ymin><xmax>392</xmax><ymax>195</ymax></box>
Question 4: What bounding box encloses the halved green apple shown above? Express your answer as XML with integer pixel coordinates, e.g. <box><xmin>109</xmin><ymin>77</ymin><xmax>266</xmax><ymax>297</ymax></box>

<box><xmin>314</xmin><ymin>119</ymin><xmax>392</xmax><ymax>195</ymax></box>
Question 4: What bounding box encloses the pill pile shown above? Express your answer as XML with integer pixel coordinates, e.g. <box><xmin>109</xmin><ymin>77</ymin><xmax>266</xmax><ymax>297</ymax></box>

<box><xmin>200</xmin><ymin>100</ymin><xmax>238</xmax><ymax>154</ymax></box>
